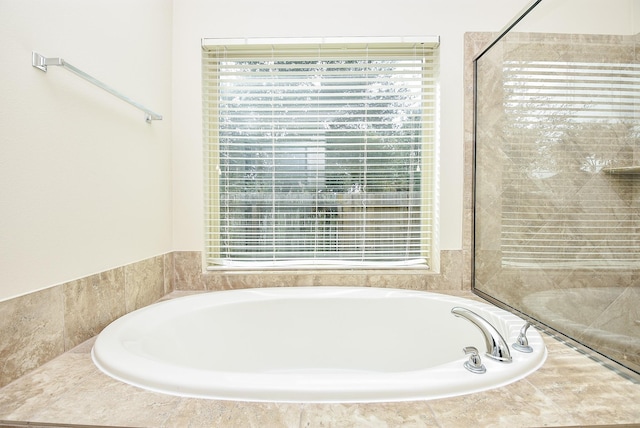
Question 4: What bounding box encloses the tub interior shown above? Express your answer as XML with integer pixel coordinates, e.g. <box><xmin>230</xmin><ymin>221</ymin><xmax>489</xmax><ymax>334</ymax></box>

<box><xmin>129</xmin><ymin>297</ymin><xmax>485</xmax><ymax>373</ymax></box>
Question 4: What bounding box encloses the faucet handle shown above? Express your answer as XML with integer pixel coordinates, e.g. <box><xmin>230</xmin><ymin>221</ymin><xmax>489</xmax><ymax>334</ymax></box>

<box><xmin>463</xmin><ymin>346</ymin><xmax>487</xmax><ymax>374</ymax></box>
<box><xmin>512</xmin><ymin>322</ymin><xmax>534</xmax><ymax>353</ymax></box>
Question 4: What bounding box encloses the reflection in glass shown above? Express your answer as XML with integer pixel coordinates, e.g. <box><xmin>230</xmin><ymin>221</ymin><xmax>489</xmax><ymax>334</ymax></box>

<box><xmin>473</xmin><ymin>0</ymin><xmax>640</xmax><ymax>376</ymax></box>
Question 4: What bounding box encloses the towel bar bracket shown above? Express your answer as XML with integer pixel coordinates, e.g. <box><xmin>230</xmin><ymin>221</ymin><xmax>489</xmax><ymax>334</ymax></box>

<box><xmin>32</xmin><ymin>52</ymin><xmax>63</xmax><ymax>72</ymax></box>
<box><xmin>31</xmin><ymin>51</ymin><xmax>162</xmax><ymax>123</ymax></box>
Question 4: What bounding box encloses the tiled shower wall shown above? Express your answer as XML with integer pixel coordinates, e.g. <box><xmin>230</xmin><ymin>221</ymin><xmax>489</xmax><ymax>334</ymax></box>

<box><xmin>471</xmin><ymin>32</ymin><xmax>640</xmax><ymax>372</ymax></box>
<box><xmin>0</xmin><ymin>249</ymin><xmax>466</xmax><ymax>388</ymax></box>
<box><xmin>474</xmin><ymin>32</ymin><xmax>640</xmax><ymax>298</ymax></box>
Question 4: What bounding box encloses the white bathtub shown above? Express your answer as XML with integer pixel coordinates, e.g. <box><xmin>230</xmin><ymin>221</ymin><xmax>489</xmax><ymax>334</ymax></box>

<box><xmin>92</xmin><ymin>287</ymin><xmax>547</xmax><ymax>403</ymax></box>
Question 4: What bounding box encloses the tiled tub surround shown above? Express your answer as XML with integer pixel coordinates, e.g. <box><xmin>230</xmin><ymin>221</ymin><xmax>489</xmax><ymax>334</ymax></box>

<box><xmin>0</xmin><ymin>254</ymin><xmax>174</xmax><ymax>388</ymax></box>
<box><xmin>0</xmin><ymin>250</ymin><xmax>465</xmax><ymax>390</ymax></box>
<box><xmin>173</xmin><ymin>250</ymin><xmax>466</xmax><ymax>291</ymax></box>
<box><xmin>1</xmin><ymin>291</ymin><xmax>639</xmax><ymax>427</ymax></box>
<box><xmin>472</xmin><ymin>31</ymin><xmax>640</xmax><ymax>373</ymax></box>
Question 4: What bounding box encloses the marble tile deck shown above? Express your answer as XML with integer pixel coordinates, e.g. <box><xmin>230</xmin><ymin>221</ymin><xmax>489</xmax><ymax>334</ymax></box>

<box><xmin>0</xmin><ymin>292</ymin><xmax>639</xmax><ymax>428</ymax></box>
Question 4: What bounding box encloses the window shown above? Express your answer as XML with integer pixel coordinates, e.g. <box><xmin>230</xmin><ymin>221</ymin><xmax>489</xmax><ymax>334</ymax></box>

<box><xmin>202</xmin><ymin>38</ymin><xmax>439</xmax><ymax>269</ymax></box>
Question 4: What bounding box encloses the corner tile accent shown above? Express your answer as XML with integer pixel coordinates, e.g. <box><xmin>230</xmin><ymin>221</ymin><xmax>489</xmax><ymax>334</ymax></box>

<box><xmin>163</xmin><ymin>252</ymin><xmax>175</xmax><ymax>295</ymax></box>
<box><xmin>173</xmin><ymin>251</ymin><xmax>207</xmax><ymax>291</ymax></box>
<box><xmin>463</xmin><ymin>32</ymin><xmax>498</xmax><ymax>291</ymax></box>
<box><xmin>125</xmin><ymin>256</ymin><xmax>166</xmax><ymax>313</ymax></box>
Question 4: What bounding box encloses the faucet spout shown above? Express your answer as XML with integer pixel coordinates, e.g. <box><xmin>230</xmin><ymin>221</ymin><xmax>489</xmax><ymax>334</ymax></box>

<box><xmin>451</xmin><ymin>307</ymin><xmax>512</xmax><ymax>363</ymax></box>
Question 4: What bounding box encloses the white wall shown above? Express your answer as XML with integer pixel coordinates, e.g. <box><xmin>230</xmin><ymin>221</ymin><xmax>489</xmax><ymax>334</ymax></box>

<box><xmin>171</xmin><ymin>0</ymin><xmax>533</xmax><ymax>252</ymax></box>
<box><xmin>0</xmin><ymin>0</ymin><xmax>174</xmax><ymax>301</ymax></box>
<box><xmin>0</xmin><ymin>0</ymin><xmax>535</xmax><ymax>301</ymax></box>
<box><xmin>515</xmin><ymin>0</ymin><xmax>638</xmax><ymax>35</ymax></box>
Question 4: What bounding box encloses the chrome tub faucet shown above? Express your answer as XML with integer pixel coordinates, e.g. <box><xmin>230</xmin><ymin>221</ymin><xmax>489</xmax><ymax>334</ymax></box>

<box><xmin>451</xmin><ymin>307</ymin><xmax>513</xmax><ymax>363</ymax></box>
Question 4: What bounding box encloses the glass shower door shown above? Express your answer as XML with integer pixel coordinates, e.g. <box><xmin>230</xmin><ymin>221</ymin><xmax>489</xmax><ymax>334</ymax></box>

<box><xmin>473</xmin><ymin>0</ymin><xmax>640</xmax><ymax>377</ymax></box>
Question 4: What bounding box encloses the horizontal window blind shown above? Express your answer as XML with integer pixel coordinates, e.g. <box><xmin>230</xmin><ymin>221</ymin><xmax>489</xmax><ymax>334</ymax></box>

<box><xmin>203</xmin><ymin>41</ymin><xmax>439</xmax><ymax>268</ymax></box>
<box><xmin>501</xmin><ymin>60</ymin><xmax>640</xmax><ymax>268</ymax></box>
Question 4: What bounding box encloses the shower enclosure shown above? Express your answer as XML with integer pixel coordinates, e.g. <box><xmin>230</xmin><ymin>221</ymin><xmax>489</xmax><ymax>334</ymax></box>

<box><xmin>473</xmin><ymin>0</ymin><xmax>640</xmax><ymax>376</ymax></box>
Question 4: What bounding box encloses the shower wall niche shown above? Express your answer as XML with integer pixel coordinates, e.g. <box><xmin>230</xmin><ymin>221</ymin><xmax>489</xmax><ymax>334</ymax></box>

<box><xmin>473</xmin><ymin>0</ymin><xmax>640</xmax><ymax>376</ymax></box>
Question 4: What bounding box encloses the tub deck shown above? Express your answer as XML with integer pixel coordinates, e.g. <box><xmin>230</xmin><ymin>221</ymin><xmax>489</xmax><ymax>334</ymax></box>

<box><xmin>0</xmin><ymin>291</ymin><xmax>639</xmax><ymax>427</ymax></box>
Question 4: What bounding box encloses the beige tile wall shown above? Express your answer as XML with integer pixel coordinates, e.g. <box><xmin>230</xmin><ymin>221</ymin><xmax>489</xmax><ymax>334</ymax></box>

<box><xmin>173</xmin><ymin>250</ymin><xmax>466</xmax><ymax>292</ymax></box>
<box><xmin>473</xmin><ymin>32</ymin><xmax>640</xmax><ymax>302</ymax></box>
<box><xmin>0</xmin><ymin>253</ymin><xmax>174</xmax><ymax>388</ymax></box>
<box><xmin>0</xmin><ymin>249</ymin><xmax>465</xmax><ymax>389</ymax></box>
<box><xmin>469</xmin><ymin>31</ymin><xmax>640</xmax><ymax>373</ymax></box>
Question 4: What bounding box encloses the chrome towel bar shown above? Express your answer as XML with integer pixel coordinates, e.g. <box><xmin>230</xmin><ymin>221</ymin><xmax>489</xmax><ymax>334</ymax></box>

<box><xmin>32</xmin><ymin>52</ymin><xmax>162</xmax><ymax>123</ymax></box>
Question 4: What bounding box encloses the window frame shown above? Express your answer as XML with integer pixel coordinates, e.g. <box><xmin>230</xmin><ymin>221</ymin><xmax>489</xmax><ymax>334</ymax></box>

<box><xmin>202</xmin><ymin>37</ymin><xmax>440</xmax><ymax>271</ymax></box>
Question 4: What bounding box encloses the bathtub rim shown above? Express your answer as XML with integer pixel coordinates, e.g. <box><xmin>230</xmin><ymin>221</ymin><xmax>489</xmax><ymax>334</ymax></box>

<box><xmin>92</xmin><ymin>286</ymin><xmax>548</xmax><ymax>403</ymax></box>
